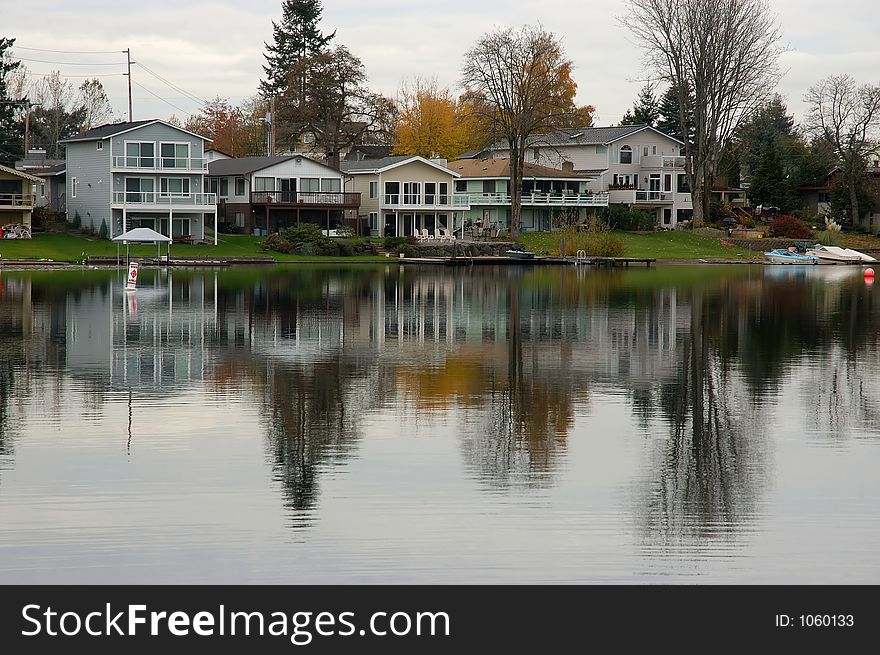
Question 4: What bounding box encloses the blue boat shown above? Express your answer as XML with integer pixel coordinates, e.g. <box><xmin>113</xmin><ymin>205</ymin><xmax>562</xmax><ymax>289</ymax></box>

<box><xmin>764</xmin><ymin>248</ymin><xmax>819</xmax><ymax>265</ymax></box>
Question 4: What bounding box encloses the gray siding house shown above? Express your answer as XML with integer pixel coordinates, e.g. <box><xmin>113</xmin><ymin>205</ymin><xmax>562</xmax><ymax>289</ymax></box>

<box><xmin>61</xmin><ymin>120</ymin><xmax>217</xmax><ymax>242</ymax></box>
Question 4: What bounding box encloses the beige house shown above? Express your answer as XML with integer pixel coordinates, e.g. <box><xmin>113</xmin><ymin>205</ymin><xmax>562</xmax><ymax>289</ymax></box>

<box><xmin>342</xmin><ymin>155</ymin><xmax>469</xmax><ymax>237</ymax></box>
<box><xmin>0</xmin><ymin>163</ymin><xmax>44</xmax><ymax>231</ymax></box>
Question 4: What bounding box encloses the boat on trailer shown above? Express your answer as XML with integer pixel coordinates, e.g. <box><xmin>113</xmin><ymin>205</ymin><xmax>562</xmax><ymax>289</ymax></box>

<box><xmin>764</xmin><ymin>248</ymin><xmax>819</xmax><ymax>265</ymax></box>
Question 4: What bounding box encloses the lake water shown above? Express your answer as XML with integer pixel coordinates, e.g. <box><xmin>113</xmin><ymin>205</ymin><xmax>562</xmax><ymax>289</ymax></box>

<box><xmin>1</xmin><ymin>264</ymin><xmax>879</xmax><ymax>584</ymax></box>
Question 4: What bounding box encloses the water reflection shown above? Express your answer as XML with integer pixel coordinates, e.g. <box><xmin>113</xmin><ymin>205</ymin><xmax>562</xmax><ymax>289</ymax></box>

<box><xmin>2</xmin><ymin>265</ymin><xmax>880</xmax><ymax>581</ymax></box>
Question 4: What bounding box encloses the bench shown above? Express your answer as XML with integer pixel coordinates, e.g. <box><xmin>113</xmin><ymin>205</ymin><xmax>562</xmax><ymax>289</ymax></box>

<box><xmin>172</xmin><ymin>235</ymin><xmax>194</xmax><ymax>245</ymax></box>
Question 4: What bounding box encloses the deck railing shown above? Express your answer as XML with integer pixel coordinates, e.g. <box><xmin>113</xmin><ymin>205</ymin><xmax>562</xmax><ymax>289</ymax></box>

<box><xmin>0</xmin><ymin>193</ymin><xmax>34</xmax><ymax>207</ymax></box>
<box><xmin>250</xmin><ymin>191</ymin><xmax>360</xmax><ymax>207</ymax></box>
<box><xmin>112</xmin><ymin>192</ymin><xmax>217</xmax><ymax>206</ymax></box>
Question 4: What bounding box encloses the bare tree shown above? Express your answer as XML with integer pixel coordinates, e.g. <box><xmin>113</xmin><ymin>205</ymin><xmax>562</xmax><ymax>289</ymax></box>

<box><xmin>461</xmin><ymin>25</ymin><xmax>576</xmax><ymax>239</ymax></box>
<box><xmin>77</xmin><ymin>78</ymin><xmax>115</xmax><ymax>130</ymax></box>
<box><xmin>804</xmin><ymin>75</ymin><xmax>880</xmax><ymax>225</ymax></box>
<box><xmin>621</xmin><ymin>0</ymin><xmax>783</xmax><ymax>226</ymax></box>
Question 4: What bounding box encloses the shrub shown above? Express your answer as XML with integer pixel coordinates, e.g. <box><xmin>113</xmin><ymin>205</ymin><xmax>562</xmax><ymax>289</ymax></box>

<box><xmin>334</xmin><ymin>224</ymin><xmax>355</xmax><ymax>237</ymax></box>
<box><xmin>556</xmin><ymin>220</ymin><xmax>626</xmax><ymax>257</ymax></box>
<box><xmin>72</xmin><ymin>211</ymin><xmax>82</xmax><ymax>229</ymax></box>
<box><xmin>770</xmin><ymin>215</ymin><xmax>812</xmax><ymax>239</ymax></box>
<box><xmin>600</xmin><ymin>205</ymin><xmax>654</xmax><ymax>231</ymax></box>
<box><xmin>383</xmin><ymin>236</ymin><xmax>406</xmax><ymax>252</ymax></box>
<box><xmin>261</xmin><ymin>234</ymin><xmax>294</xmax><ymax>253</ymax></box>
<box><xmin>99</xmin><ymin>218</ymin><xmax>109</xmax><ymax>240</ymax></box>
<box><xmin>813</xmin><ymin>230</ymin><xmax>843</xmax><ymax>246</ymax></box>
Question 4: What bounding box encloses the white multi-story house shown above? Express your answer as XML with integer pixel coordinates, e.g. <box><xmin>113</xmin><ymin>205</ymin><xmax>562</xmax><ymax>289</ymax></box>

<box><xmin>478</xmin><ymin>125</ymin><xmax>693</xmax><ymax>229</ymax></box>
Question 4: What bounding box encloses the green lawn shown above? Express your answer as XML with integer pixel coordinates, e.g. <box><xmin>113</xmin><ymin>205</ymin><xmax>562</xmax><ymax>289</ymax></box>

<box><xmin>0</xmin><ymin>232</ymin><xmax>389</xmax><ymax>263</ymax></box>
<box><xmin>520</xmin><ymin>230</ymin><xmax>762</xmax><ymax>261</ymax></box>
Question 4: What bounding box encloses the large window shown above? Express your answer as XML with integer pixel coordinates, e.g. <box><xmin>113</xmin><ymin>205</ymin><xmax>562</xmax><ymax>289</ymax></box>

<box><xmin>125</xmin><ymin>177</ymin><xmax>154</xmax><ymax>203</ymax></box>
<box><xmin>160</xmin><ymin>177</ymin><xmax>190</xmax><ymax>197</ymax></box>
<box><xmin>454</xmin><ymin>180</ymin><xmax>466</xmax><ymax>193</ymax></box>
<box><xmin>219</xmin><ymin>178</ymin><xmax>228</xmax><ymax>197</ymax></box>
<box><xmin>321</xmin><ymin>178</ymin><xmax>341</xmax><ymax>192</ymax></box>
<box><xmin>369</xmin><ymin>181</ymin><xmax>378</xmax><ymax>199</ymax></box>
<box><xmin>403</xmin><ymin>182</ymin><xmax>421</xmax><ymax>204</ymax></box>
<box><xmin>384</xmin><ymin>181</ymin><xmax>400</xmax><ymax>204</ymax></box>
<box><xmin>369</xmin><ymin>212</ymin><xmax>378</xmax><ymax>231</ymax></box>
<box><xmin>253</xmin><ymin>177</ymin><xmax>274</xmax><ymax>192</ymax></box>
<box><xmin>300</xmin><ymin>177</ymin><xmax>320</xmax><ymax>192</ymax></box>
<box><xmin>424</xmin><ymin>182</ymin><xmax>436</xmax><ymax>204</ymax></box>
<box><xmin>125</xmin><ymin>142</ymin><xmax>154</xmax><ymax>168</ymax></box>
<box><xmin>234</xmin><ymin>177</ymin><xmax>245</xmax><ymax>196</ymax></box>
<box><xmin>677</xmin><ymin>174</ymin><xmax>690</xmax><ymax>194</ymax></box>
<box><xmin>160</xmin><ymin>143</ymin><xmax>190</xmax><ymax>168</ymax></box>
<box><xmin>439</xmin><ymin>182</ymin><xmax>448</xmax><ymax>204</ymax></box>
<box><xmin>619</xmin><ymin>145</ymin><xmax>633</xmax><ymax>165</ymax></box>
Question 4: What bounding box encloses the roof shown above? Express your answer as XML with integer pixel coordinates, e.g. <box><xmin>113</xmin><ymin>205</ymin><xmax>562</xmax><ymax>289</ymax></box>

<box><xmin>0</xmin><ymin>163</ymin><xmax>45</xmax><ymax>183</ymax></box>
<box><xmin>447</xmin><ymin>158</ymin><xmax>595</xmax><ymax>179</ymax></box>
<box><xmin>112</xmin><ymin>227</ymin><xmax>172</xmax><ymax>243</ymax></box>
<box><xmin>60</xmin><ymin>119</ymin><xmax>211</xmax><ymax>143</ymax></box>
<box><xmin>340</xmin><ymin>155</ymin><xmax>459</xmax><ymax>177</ymax></box>
<box><xmin>208</xmin><ymin>155</ymin><xmax>345</xmax><ymax>177</ymax></box>
<box><xmin>487</xmin><ymin>124</ymin><xmax>685</xmax><ymax>149</ymax></box>
<box><xmin>344</xmin><ymin>144</ymin><xmax>394</xmax><ymax>161</ymax></box>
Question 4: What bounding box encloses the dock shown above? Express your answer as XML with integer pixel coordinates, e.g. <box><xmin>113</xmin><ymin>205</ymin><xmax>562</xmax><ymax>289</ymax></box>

<box><xmin>399</xmin><ymin>255</ymin><xmax>656</xmax><ymax>267</ymax></box>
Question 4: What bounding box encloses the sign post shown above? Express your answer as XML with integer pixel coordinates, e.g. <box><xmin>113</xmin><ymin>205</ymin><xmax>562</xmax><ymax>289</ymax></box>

<box><xmin>125</xmin><ymin>261</ymin><xmax>139</xmax><ymax>291</ymax></box>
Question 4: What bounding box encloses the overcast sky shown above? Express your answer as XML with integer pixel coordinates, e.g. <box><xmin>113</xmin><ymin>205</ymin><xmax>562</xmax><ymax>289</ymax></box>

<box><xmin>3</xmin><ymin>0</ymin><xmax>878</xmax><ymax>127</ymax></box>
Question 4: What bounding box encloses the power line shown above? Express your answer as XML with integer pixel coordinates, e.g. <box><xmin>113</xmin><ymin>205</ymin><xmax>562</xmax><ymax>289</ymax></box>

<box><xmin>13</xmin><ymin>46</ymin><xmax>123</xmax><ymax>55</ymax></box>
<box><xmin>16</xmin><ymin>56</ymin><xmax>126</xmax><ymax>66</ymax></box>
<box><xmin>131</xmin><ymin>81</ymin><xmax>194</xmax><ymax>117</ymax></box>
<box><xmin>26</xmin><ymin>72</ymin><xmax>127</xmax><ymax>78</ymax></box>
<box><xmin>134</xmin><ymin>61</ymin><xmax>208</xmax><ymax>107</ymax></box>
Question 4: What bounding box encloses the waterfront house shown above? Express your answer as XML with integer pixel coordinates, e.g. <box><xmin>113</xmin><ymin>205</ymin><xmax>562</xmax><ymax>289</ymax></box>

<box><xmin>60</xmin><ymin>120</ymin><xmax>217</xmax><ymax>242</ymax></box>
<box><xmin>447</xmin><ymin>158</ymin><xmax>608</xmax><ymax>233</ymax></box>
<box><xmin>207</xmin><ymin>155</ymin><xmax>358</xmax><ymax>235</ymax></box>
<box><xmin>15</xmin><ymin>149</ymin><xmax>66</xmax><ymax>213</ymax></box>
<box><xmin>341</xmin><ymin>155</ymin><xmax>468</xmax><ymax>237</ymax></box>
<box><xmin>798</xmin><ymin>162</ymin><xmax>880</xmax><ymax>233</ymax></box>
<box><xmin>474</xmin><ymin>125</ymin><xmax>693</xmax><ymax>229</ymax></box>
<box><xmin>0</xmin><ymin>163</ymin><xmax>44</xmax><ymax>231</ymax></box>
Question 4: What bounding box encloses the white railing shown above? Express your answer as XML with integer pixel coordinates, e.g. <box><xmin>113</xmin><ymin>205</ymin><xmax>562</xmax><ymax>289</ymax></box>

<box><xmin>465</xmin><ymin>192</ymin><xmax>610</xmax><ymax>207</ymax></box>
<box><xmin>112</xmin><ymin>156</ymin><xmax>209</xmax><ymax>171</ymax></box>
<box><xmin>0</xmin><ymin>193</ymin><xmax>34</xmax><ymax>207</ymax></box>
<box><xmin>112</xmin><ymin>192</ymin><xmax>217</xmax><ymax>206</ymax></box>
<box><xmin>634</xmin><ymin>190</ymin><xmax>674</xmax><ymax>203</ymax></box>
<box><xmin>641</xmin><ymin>155</ymin><xmax>687</xmax><ymax>169</ymax></box>
<box><xmin>383</xmin><ymin>194</ymin><xmax>470</xmax><ymax>207</ymax></box>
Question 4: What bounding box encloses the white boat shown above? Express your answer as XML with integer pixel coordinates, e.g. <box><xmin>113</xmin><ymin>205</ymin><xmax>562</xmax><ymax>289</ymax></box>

<box><xmin>806</xmin><ymin>244</ymin><xmax>877</xmax><ymax>264</ymax></box>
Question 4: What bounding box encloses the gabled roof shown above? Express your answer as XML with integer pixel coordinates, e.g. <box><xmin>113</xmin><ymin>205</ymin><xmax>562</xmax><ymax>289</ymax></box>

<box><xmin>0</xmin><ymin>163</ymin><xmax>44</xmax><ymax>183</ymax></box>
<box><xmin>208</xmin><ymin>154</ymin><xmax>343</xmax><ymax>177</ymax></box>
<box><xmin>344</xmin><ymin>144</ymin><xmax>394</xmax><ymax>161</ymax></box>
<box><xmin>447</xmin><ymin>158</ymin><xmax>596</xmax><ymax>180</ymax></box>
<box><xmin>60</xmin><ymin>119</ymin><xmax>212</xmax><ymax>143</ymax></box>
<box><xmin>486</xmin><ymin>124</ymin><xmax>685</xmax><ymax>150</ymax></box>
<box><xmin>340</xmin><ymin>155</ymin><xmax>459</xmax><ymax>177</ymax></box>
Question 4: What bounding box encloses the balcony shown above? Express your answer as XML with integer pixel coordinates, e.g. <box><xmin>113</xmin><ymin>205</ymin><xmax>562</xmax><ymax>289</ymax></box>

<box><xmin>466</xmin><ymin>192</ymin><xmax>609</xmax><ymax>207</ymax></box>
<box><xmin>382</xmin><ymin>194</ymin><xmax>470</xmax><ymax>210</ymax></box>
<box><xmin>641</xmin><ymin>155</ymin><xmax>686</xmax><ymax>169</ymax></box>
<box><xmin>250</xmin><ymin>190</ymin><xmax>360</xmax><ymax>209</ymax></box>
<box><xmin>0</xmin><ymin>193</ymin><xmax>35</xmax><ymax>209</ymax></box>
<box><xmin>608</xmin><ymin>189</ymin><xmax>674</xmax><ymax>205</ymax></box>
<box><xmin>112</xmin><ymin>192</ymin><xmax>217</xmax><ymax>208</ymax></box>
<box><xmin>111</xmin><ymin>156</ymin><xmax>208</xmax><ymax>172</ymax></box>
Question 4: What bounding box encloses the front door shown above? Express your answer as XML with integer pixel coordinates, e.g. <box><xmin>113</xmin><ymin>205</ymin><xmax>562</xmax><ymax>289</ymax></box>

<box><xmin>279</xmin><ymin>178</ymin><xmax>296</xmax><ymax>203</ymax></box>
<box><xmin>649</xmin><ymin>175</ymin><xmax>661</xmax><ymax>200</ymax></box>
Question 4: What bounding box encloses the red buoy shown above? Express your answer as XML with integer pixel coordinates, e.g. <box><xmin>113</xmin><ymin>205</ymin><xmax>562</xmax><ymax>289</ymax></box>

<box><xmin>866</xmin><ymin>268</ymin><xmax>875</xmax><ymax>278</ymax></box>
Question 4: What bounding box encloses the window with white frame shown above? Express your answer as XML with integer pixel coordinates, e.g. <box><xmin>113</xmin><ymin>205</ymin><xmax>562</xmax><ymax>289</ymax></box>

<box><xmin>160</xmin><ymin>142</ymin><xmax>190</xmax><ymax>168</ymax></box>
<box><xmin>403</xmin><ymin>182</ymin><xmax>420</xmax><ymax>204</ymax></box>
<box><xmin>234</xmin><ymin>212</ymin><xmax>245</xmax><ymax>227</ymax></box>
<box><xmin>234</xmin><ymin>177</ymin><xmax>245</xmax><ymax>196</ymax></box>
<box><xmin>125</xmin><ymin>177</ymin><xmax>154</xmax><ymax>203</ymax></box>
<box><xmin>219</xmin><ymin>178</ymin><xmax>229</xmax><ymax>197</ymax></box>
<box><xmin>71</xmin><ymin>177</ymin><xmax>78</xmax><ymax>198</ymax></box>
<box><xmin>160</xmin><ymin>177</ymin><xmax>190</xmax><ymax>197</ymax></box>
<box><xmin>613</xmin><ymin>174</ymin><xmax>632</xmax><ymax>187</ymax></box>
<box><xmin>369</xmin><ymin>212</ymin><xmax>378</xmax><ymax>231</ymax></box>
<box><xmin>532</xmin><ymin>148</ymin><xmax>540</xmax><ymax>161</ymax></box>
<box><xmin>454</xmin><ymin>180</ymin><xmax>466</xmax><ymax>193</ymax></box>
<box><xmin>97</xmin><ymin>141</ymin><xmax>104</xmax><ymax>151</ymax></box>
<box><xmin>643</xmin><ymin>146</ymin><xmax>649</xmax><ymax>157</ymax></box>
<box><xmin>439</xmin><ymin>182</ymin><xmax>448</xmax><ymax>204</ymax></box>
<box><xmin>125</xmin><ymin>142</ymin><xmax>154</xmax><ymax>168</ymax></box>
<box><xmin>253</xmin><ymin>177</ymin><xmax>273</xmax><ymax>192</ymax></box>
<box><xmin>424</xmin><ymin>182</ymin><xmax>436</xmax><ymax>204</ymax></box>
<box><xmin>300</xmin><ymin>177</ymin><xmax>320</xmax><ymax>192</ymax></box>
<box><xmin>619</xmin><ymin>145</ymin><xmax>633</xmax><ymax>165</ymax></box>
<box><xmin>321</xmin><ymin>178</ymin><xmax>341</xmax><ymax>192</ymax></box>
<box><xmin>369</xmin><ymin>181</ymin><xmax>378</xmax><ymax>199</ymax></box>
<box><xmin>652</xmin><ymin>145</ymin><xmax>657</xmax><ymax>155</ymax></box>
<box><xmin>384</xmin><ymin>181</ymin><xmax>399</xmax><ymax>204</ymax></box>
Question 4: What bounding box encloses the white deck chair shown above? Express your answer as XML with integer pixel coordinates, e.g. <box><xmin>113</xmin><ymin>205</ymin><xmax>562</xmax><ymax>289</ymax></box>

<box><xmin>420</xmin><ymin>228</ymin><xmax>433</xmax><ymax>240</ymax></box>
<box><xmin>441</xmin><ymin>227</ymin><xmax>456</xmax><ymax>241</ymax></box>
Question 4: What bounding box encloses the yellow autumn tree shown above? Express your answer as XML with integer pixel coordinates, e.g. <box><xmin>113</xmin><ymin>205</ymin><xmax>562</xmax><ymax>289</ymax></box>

<box><xmin>393</xmin><ymin>77</ymin><xmax>479</xmax><ymax>160</ymax></box>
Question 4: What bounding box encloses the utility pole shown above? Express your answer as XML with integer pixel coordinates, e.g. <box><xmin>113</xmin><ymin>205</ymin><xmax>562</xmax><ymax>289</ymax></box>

<box><xmin>124</xmin><ymin>48</ymin><xmax>133</xmax><ymax>121</ymax></box>
<box><xmin>23</xmin><ymin>104</ymin><xmax>30</xmax><ymax>154</ymax></box>
<box><xmin>270</xmin><ymin>96</ymin><xmax>276</xmax><ymax>156</ymax></box>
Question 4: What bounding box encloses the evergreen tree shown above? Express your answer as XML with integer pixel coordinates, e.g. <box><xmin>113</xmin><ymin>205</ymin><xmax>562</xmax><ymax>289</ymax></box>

<box><xmin>620</xmin><ymin>83</ymin><xmax>659</xmax><ymax>126</ymax></box>
<box><xmin>0</xmin><ymin>37</ymin><xmax>24</xmax><ymax>165</ymax></box>
<box><xmin>655</xmin><ymin>84</ymin><xmax>695</xmax><ymax>148</ymax></box>
<box><xmin>748</xmin><ymin>142</ymin><xmax>794</xmax><ymax>209</ymax></box>
<box><xmin>260</xmin><ymin>0</ymin><xmax>335</xmax><ymax>98</ymax></box>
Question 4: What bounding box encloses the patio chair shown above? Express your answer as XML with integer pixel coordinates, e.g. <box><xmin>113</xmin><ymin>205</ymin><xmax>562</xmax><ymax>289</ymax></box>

<box><xmin>421</xmin><ymin>228</ymin><xmax>433</xmax><ymax>240</ymax></box>
<box><xmin>441</xmin><ymin>227</ymin><xmax>456</xmax><ymax>241</ymax></box>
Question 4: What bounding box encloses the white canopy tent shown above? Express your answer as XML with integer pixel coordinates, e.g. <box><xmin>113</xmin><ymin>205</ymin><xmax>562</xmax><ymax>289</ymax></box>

<box><xmin>112</xmin><ymin>227</ymin><xmax>173</xmax><ymax>265</ymax></box>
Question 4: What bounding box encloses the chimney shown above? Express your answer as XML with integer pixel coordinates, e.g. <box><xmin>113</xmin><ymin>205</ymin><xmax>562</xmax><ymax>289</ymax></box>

<box><xmin>562</xmin><ymin>161</ymin><xmax>574</xmax><ymax>173</ymax></box>
<box><xmin>326</xmin><ymin>151</ymin><xmax>340</xmax><ymax>170</ymax></box>
<box><xmin>430</xmin><ymin>158</ymin><xmax>448</xmax><ymax>168</ymax></box>
<box><xmin>28</xmin><ymin>148</ymin><xmax>47</xmax><ymax>160</ymax></box>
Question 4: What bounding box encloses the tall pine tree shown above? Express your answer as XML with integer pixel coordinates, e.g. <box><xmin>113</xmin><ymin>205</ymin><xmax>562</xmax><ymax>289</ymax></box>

<box><xmin>0</xmin><ymin>37</ymin><xmax>24</xmax><ymax>165</ymax></box>
<box><xmin>656</xmin><ymin>84</ymin><xmax>695</xmax><ymax>147</ymax></box>
<box><xmin>620</xmin><ymin>83</ymin><xmax>659</xmax><ymax>126</ymax></box>
<box><xmin>738</xmin><ymin>96</ymin><xmax>799</xmax><ymax>211</ymax></box>
<box><xmin>260</xmin><ymin>0</ymin><xmax>335</xmax><ymax>98</ymax></box>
